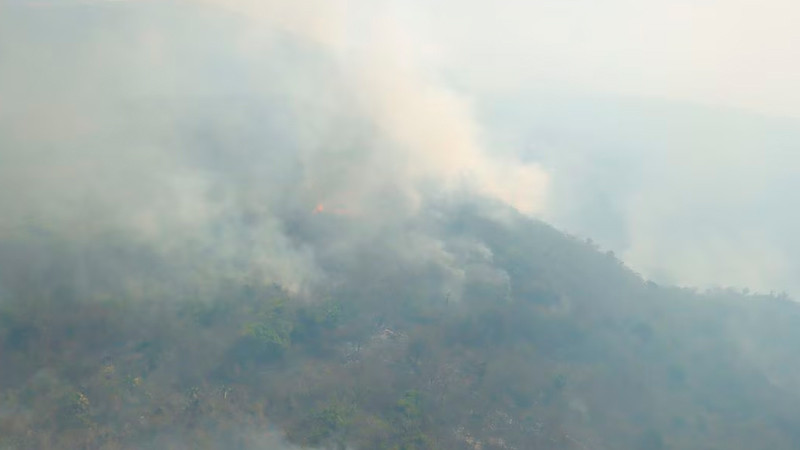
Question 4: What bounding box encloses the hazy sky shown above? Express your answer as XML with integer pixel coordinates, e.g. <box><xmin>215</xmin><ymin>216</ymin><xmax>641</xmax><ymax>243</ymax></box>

<box><xmin>1</xmin><ymin>0</ymin><xmax>798</xmax><ymax>296</ymax></box>
<box><xmin>410</xmin><ymin>0</ymin><xmax>800</xmax><ymax>118</ymax></box>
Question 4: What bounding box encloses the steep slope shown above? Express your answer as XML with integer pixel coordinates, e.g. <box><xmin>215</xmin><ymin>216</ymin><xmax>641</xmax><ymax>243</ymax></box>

<box><xmin>1</xmin><ymin>200</ymin><xmax>798</xmax><ymax>449</ymax></box>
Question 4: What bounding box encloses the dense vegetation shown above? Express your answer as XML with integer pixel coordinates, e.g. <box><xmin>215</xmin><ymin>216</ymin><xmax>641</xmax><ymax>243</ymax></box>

<box><xmin>1</xmin><ymin>201</ymin><xmax>799</xmax><ymax>449</ymax></box>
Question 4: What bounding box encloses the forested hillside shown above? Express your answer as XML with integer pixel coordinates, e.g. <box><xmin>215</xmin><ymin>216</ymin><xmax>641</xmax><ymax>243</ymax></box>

<box><xmin>2</xmin><ymin>200</ymin><xmax>798</xmax><ymax>449</ymax></box>
<box><xmin>3</xmin><ymin>1</ymin><xmax>799</xmax><ymax>449</ymax></box>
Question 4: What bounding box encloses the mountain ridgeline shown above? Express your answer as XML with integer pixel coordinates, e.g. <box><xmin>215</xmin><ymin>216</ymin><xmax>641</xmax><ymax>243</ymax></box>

<box><xmin>1</xmin><ymin>199</ymin><xmax>798</xmax><ymax>449</ymax></box>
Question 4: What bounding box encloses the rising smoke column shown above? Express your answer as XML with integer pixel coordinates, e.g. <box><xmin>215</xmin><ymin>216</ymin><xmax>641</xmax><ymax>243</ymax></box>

<box><xmin>201</xmin><ymin>0</ymin><xmax>550</xmax><ymax>216</ymax></box>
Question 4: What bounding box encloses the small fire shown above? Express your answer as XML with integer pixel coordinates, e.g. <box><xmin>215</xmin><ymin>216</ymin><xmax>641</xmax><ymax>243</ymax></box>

<box><xmin>312</xmin><ymin>202</ymin><xmax>353</xmax><ymax>216</ymax></box>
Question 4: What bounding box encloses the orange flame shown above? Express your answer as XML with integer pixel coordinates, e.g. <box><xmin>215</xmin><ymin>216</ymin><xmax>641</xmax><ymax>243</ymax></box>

<box><xmin>312</xmin><ymin>202</ymin><xmax>353</xmax><ymax>216</ymax></box>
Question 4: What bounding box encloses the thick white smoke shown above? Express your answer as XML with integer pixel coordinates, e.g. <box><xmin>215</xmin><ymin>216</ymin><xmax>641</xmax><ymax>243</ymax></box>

<box><xmin>0</xmin><ymin>0</ymin><xmax>547</xmax><ymax>296</ymax></box>
<box><xmin>201</xmin><ymin>0</ymin><xmax>549</xmax><ymax>215</ymax></box>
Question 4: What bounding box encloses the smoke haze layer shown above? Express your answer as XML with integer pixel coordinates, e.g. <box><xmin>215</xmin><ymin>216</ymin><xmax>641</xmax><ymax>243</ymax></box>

<box><xmin>0</xmin><ymin>0</ymin><xmax>550</xmax><ymax>295</ymax></box>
